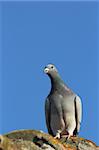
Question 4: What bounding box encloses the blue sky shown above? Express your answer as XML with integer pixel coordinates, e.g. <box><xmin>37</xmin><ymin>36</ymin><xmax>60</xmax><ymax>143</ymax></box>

<box><xmin>0</xmin><ymin>1</ymin><xmax>99</xmax><ymax>145</ymax></box>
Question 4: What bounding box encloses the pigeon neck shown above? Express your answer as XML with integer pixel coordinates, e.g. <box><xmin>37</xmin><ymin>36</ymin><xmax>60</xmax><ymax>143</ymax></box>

<box><xmin>49</xmin><ymin>74</ymin><xmax>64</xmax><ymax>89</ymax></box>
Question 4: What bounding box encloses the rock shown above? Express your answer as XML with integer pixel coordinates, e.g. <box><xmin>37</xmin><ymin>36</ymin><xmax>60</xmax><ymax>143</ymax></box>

<box><xmin>60</xmin><ymin>136</ymin><xmax>99</xmax><ymax>150</ymax></box>
<box><xmin>0</xmin><ymin>130</ymin><xmax>98</xmax><ymax>150</ymax></box>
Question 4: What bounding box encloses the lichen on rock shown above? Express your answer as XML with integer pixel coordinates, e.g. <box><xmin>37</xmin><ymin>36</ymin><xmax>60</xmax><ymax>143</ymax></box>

<box><xmin>0</xmin><ymin>130</ymin><xmax>98</xmax><ymax>150</ymax></box>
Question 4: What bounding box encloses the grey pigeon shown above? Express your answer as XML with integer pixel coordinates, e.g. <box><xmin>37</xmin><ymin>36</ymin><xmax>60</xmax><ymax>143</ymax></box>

<box><xmin>44</xmin><ymin>64</ymin><xmax>82</xmax><ymax>139</ymax></box>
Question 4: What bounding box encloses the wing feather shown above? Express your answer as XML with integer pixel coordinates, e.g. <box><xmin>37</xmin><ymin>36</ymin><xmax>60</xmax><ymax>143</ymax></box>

<box><xmin>74</xmin><ymin>96</ymin><xmax>82</xmax><ymax>135</ymax></box>
<box><xmin>45</xmin><ymin>98</ymin><xmax>53</xmax><ymax>135</ymax></box>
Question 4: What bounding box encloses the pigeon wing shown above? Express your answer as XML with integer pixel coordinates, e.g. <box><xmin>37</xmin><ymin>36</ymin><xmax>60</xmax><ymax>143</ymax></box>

<box><xmin>45</xmin><ymin>98</ymin><xmax>54</xmax><ymax>135</ymax></box>
<box><xmin>74</xmin><ymin>96</ymin><xmax>82</xmax><ymax>135</ymax></box>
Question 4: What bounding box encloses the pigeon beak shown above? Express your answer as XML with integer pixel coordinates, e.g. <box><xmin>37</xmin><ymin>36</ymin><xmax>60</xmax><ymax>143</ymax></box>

<box><xmin>44</xmin><ymin>67</ymin><xmax>49</xmax><ymax>74</ymax></box>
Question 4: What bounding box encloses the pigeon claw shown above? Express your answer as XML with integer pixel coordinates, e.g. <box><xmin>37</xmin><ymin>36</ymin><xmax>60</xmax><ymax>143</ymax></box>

<box><xmin>61</xmin><ymin>134</ymin><xmax>71</xmax><ymax>140</ymax></box>
<box><xmin>54</xmin><ymin>133</ymin><xmax>61</xmax><ymax>139</ymax></box>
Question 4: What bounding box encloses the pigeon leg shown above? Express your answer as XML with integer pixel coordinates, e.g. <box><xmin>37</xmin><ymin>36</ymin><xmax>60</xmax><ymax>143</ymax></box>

<box><xmin>67</xmin><ymin>134</ymin><xmax>71</xmax><ymax>139</ymax></box>
<box><xmin>61</xmin><ymin>129</ymin><xmax>73</xmax><ymax>139</ymax></box>
<box><xmin>66</xmin><ymin>130</ymin><xmax>73</xmax><ymax>139</ymax></box>
<box><xmin>54</xmin><ymin>117</ymin><xmax>65</xmax><ymax>139</ymax></box>
<box><xmin>54</xmin><ymin>130</ymin><xmax>61</xmax><ymax>139</ymax></box>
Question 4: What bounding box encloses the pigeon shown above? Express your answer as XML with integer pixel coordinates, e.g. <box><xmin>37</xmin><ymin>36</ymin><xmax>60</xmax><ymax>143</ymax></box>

<box><xmin>44</xmin><ymin>64</ymin><xmax>82</xmax><ymax>139</ymax></box>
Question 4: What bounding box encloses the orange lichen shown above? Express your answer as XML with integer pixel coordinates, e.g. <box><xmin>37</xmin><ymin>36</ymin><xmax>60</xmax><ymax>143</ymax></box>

<box><xmin>0</xmin><ymin>129</ymin><xmax>98</xmax><ymax>150</ymax></box>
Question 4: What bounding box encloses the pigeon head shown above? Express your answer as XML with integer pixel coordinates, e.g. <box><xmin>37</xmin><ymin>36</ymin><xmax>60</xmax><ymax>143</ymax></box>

<box><xmin>44</xmin><ymin>64</ymin><xmax>58</xmax><ymax>77</ymax></box>
<box><xmin>44</xmin><ymin>64</ymin><xmax>65</xmax><ymax>88</ymax></box>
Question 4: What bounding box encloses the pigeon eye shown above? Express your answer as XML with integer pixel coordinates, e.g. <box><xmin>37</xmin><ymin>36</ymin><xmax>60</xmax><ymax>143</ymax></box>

<box><xmin>51</xmin><ymin>66</ymin><xmax>54</xmax><ymax>69</ymax></box>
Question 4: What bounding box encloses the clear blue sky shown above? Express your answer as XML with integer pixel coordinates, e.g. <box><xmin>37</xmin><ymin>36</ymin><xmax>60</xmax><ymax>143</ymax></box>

<box><xmin>0</xmin><ymin>1</ymin><xmax>99</xmax><ymax>145</ymax></box>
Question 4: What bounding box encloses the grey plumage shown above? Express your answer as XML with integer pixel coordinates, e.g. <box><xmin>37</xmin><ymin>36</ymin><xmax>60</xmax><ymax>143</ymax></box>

<box><xmin>44</xmin><ymin>64</ymin><xmax>82</xmax><ymax>139</ymax></box>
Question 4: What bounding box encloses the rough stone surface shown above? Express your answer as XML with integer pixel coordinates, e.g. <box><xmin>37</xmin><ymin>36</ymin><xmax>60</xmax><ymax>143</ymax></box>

<box><xmin>0</xmin><ymin>130</ymin><xmax>98</xmax><ymax>150</ymax></box>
